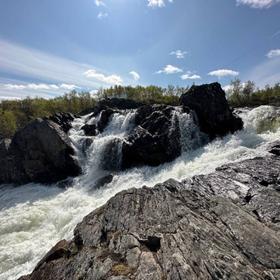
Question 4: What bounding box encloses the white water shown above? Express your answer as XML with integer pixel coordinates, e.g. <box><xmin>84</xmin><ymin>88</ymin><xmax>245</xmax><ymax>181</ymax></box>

<box><xmin>1</xmin><ymin>105</ymin><xmax>280</xmax><ymax>280</ymax></box>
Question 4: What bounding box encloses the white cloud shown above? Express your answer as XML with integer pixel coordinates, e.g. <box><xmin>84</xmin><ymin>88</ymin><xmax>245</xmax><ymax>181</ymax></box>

<box><xmin>129</xmin><ymin>71</ymin><xmax>140</xmax><ymax>81</ymax></box>
<box><xmin>245</xmin><ymin>55</ymin><xmax>280</xmax><ymax>87</ymax></box>
<box><xmin>181</xmin><ymin>71</ymin><xmax>201</xmax><ymax>80</ymax></box>
<box><xmin>147</xmin><ymin>0</ymin><xmax>173</xmax><ymax>8</ymax></box>
<box><xmin>267</xmin><ymin>49</ymin><xmax>280</xmax><ymax>58</ymax></box>
<box><xmin>0</xmin><ymin>40</ymin><xmax>124</xmax><ymax>99</ymax></box>
<box><xmin>170</xmin><ymin>50</ymin><xmax>187</xmax><ymax>59</ymax></box>
<box><xmin>236</xmin><ymin>0</ymin><xmax>280</xmax><ymax>8</ymax></box>
<box><xmin>208</xmin><ymin>69</ymin><xmax>239</xmax><ymax>78</ymax></box>
<box><xmin>95</xmin><ymin>0</ymin><xmax>105</xmax><ymax>7</ymax></box>
<box><xmin>0</xmin><ymin>82</ymin><xmax>79</xmax><ymax>99</ymax></box>
<box><xmin>84</xmin><ymin>69</ymin><xmax>123</xmax><ymax>85</ymax></box>
<box><xmin>97</xmin><ymin>12</ymin><xmax>108</xmax><ymax>19</ymax></box>
<box><xmin>4</xmin><ymin>83</ymin><xmax>78</xmax><ymax>91</ymax></box>
<box><xmin>157</xmin><ymin>64</ymin><xmax>183</xmax><ymax>74</ymax></box>
<box><xmin>222</xmin><ymin>85</ymin><xmax>234</xmax><ymax>92</ymax></box>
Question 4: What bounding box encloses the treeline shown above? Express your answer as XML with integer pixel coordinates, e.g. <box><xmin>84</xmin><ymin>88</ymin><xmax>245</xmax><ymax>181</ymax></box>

<box><xmin>228</xmin><ymin>79</ymin><xmax>280</xmax><ymax>107</ymax></box>
<box><xmin>96</xmin><ymin>85</ymin><xmax>187</xmax><ymax>105</ymax></box>
<box><xmin>1</xmin><ymin>82</ymin><xmax>280</xmax><ymax>138</ymax></box>
<box><xmin>0</xmin><ymin>92</ymin><xmax>96</xmax><ymax>138</ymax></box>
<box><xmin>0</xmin><ymin>85</ymin><xmax>186</xmax><ymax>138</ymax></box>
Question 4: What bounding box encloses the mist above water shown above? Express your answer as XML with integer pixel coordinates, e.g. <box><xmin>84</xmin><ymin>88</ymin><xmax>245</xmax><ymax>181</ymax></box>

<box><xmin>1</xmin><ymin>105</ymin><xmax>280</xmax><ymax>280</ymax></box>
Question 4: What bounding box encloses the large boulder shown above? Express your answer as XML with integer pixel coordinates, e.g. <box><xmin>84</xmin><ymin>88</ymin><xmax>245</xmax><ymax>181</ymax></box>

<box><xmin>180</xmin><ymin>82</ymin><xmax>243</xmax><ymax>138</ymax></box>
<box><xmin>122</xmin><ymin>105</ymin><xmax>181</xmax><ymax>168</ymax></box>
<box><xmin>0</xmin><ymin>119</ymin><xmax>81</xmax><ymax>185</ymax></box>
<box><xmin>20</xmin><ymin>151</ymin><xmax>280</xmax><ymax>280</ymax></box>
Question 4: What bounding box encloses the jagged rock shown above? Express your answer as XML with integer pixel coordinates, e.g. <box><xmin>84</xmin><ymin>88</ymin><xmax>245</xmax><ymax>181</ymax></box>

<box><xmin>91</xmin><ymin>174</ymin><xmax>114</xmax><ymax>190</ymax></box>
<box><xmin>20</xmin><ymin>151</ymin><xmax>280</xmax><ymax>280</ymax></box>
<box><xmin>180</xmin><ymin>82</ymin><xmax>243</xmax><ymax>138</ymax></box>
<box><xmin>0</xmin><ymin>119</ymin><xmax>81</xmax><ymax>185</ymax></box>
<box><xmin>82</xmin><ymin>108</ymin><xmax>117</xmax><ymax>136</ymax></box>
<box><xmin>122</xmin><ymin>105</ymin><xmax>181</xmax><ymax>168</ymax></box>
<box><xmin>82</xmin><ymin>123</ymin><xmax>98</xmax><ymax>136</ymax></box>
<box><xmin>98</xmin><ymin>109</ymin><xmax>115</xmax><ymax>133</ymax></box>
<box><xmin>48</xmin><ymin>112</ymin><xmax>76</xmax><ymax>133</ymax></box>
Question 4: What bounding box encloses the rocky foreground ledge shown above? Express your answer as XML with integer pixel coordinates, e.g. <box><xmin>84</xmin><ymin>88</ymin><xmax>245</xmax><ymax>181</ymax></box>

<box><xmin>20</xmin><ymin>142</ymin><xmax>280</xmax><ymax>280</ymax></box>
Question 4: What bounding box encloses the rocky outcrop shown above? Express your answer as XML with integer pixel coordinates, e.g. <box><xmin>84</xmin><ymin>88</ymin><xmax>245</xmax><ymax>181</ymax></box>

<box><xmin>96</xmin><ymin>85</ymin><xmax>243</xmax><ymax>170</ymax></box>
<box><xmin>180</xmin><ymin>82</ymin><xmax>243</xmax><ymax>138</ymax></box>
<box><xmin>48</xmin><ymin>112</ymin><xmax>76</xmax><ymax>133</ymax></box>
<box><xmin>0</xmin><ymin>119</ymin><xmax>81</xmax><ymax>185</ymax></box>
<box><xmin>20</xmin><ymin>142</ymin><xmax>280</xmax><ymax>280</ymax></box>
<box><xmin>121</xmin><ymin>105</ymin><xmax>181</xmax><ymax>168</ymax></box>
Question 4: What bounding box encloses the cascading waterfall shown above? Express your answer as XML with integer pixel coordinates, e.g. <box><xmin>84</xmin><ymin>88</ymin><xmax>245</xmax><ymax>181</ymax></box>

<box><xmin>1</xmin><ymin>105</ymin><xmax>280</xmax><ymax>280</ymax></box>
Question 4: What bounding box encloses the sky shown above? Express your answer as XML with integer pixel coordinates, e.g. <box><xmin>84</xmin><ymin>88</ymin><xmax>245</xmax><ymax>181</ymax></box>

<box><xmin>0</xmin><ymin>0</ymin><xmax>279</xmax><ymax>99</ymax></box>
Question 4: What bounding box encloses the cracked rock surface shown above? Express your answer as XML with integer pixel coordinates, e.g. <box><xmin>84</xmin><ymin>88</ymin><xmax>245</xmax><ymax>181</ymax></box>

<box><xmin>20</xmin><ymin>143</ymin><xmax>280</xmax><ymax>280</ymax></box>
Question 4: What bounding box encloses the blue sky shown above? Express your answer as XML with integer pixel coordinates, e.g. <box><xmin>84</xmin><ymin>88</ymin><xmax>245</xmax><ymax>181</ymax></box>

<box><xmin>0</xmin><ymin>0</ymin><xmax>279</xmax><ymax>99</ymax></box>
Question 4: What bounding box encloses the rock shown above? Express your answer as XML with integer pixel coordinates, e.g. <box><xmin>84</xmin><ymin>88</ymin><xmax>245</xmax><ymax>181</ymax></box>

<box><xmin>0</xmin><ymin>138</ymin><xmax>11</xmax><ymax>157</ymax></box>
<box><xmin>97</xmin><ymin>109</ymin><xmax>115</xmax><ymax>133</ymax></box>
<box><xmin>0</xmin><ymin>119</ymin><xmax>81</xmax><ymax>185</ymax></box>
<box><xmin>81</xmin><ymin>123</ymin><xmax>97</xmax><ymax>136</ymax></box>
<box><xmin>266</xmin><ymin>140</ymin><xmax>280</xmax><ymax>156</ymax></box>
<box><xmin>91</xmin><ymin>174</ymin><xmax>114</xmax><ymax>190</ymax></box>
<box><xmin>121</xmin><ymin>105</ymin><xmax>181</xmax><ymax>168</ymax></box>
<box><xmin>180</xmin><ymin>82</ymin><xmax>243</xmax><ymax>138</ymax></box>
<box><xmin>21</xmin><ymin>153</ymin><xmax>280</xmax><ymax>280</ymax></box>
<box><xmin>48</xmin><ymin>112</ymin><xmax>75</xmax><ymax>133</ymax></box>
<box><xmin>102</xmin><ymin>138</ymin><xmax>123</xmax><ymax>171</ymax></box>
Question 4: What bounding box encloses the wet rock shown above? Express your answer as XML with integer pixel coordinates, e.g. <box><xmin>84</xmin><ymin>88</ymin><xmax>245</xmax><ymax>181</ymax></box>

<box><xmin>122</xmin><ymin>105</ymin><xmax>181</xmax><ymax>168</ymax></box>
<box><xmin>0</xmin><ymin>119</ymin><xmax>81</xmax><ymax>185</ymax></box>
<box><xmin>82</xmin><ymin>123</ymin><xmax>97</xmax><ymax>136</ymax></box>
<box><xmin>91</xmin><ymin>174</ymin><xmax>114</xmax><ymax>190</ymax></box>
<box><xmin>180</xmin><ymin>82</ymin><xmax>243</xmax><ymax>138</ymax></box>
<box><xmin>102</xmin><ymin>138</ymin><xmax>123</xmax><ymax>171</ymax></box>
<box><xmin>21</xmin><ymin>153</ymin><xmax>280</xmax><ymax>280</ymax></box>
<box><xmin>97</xmin><ymin>109</ymin><xmax>115</xmax><ymax>133</ymax></box>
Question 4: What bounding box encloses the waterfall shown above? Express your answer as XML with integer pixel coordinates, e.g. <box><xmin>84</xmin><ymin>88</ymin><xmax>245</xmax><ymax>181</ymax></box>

<box><xmin>1</xmin><ymin>105</ymin><xmax>280</xmax><ymax>280</ymax></box>
<box><xmin>171</xmin><ymin>108</ymin><xmax>208</xmax><ymax>152</ymax></box>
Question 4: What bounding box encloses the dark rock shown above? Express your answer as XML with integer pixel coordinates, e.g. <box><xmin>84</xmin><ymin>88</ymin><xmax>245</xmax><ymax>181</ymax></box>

<box><xmin>122</xmin><ymin>105</ymin><xmax>181</xmax><ymax>168</ymax></box>
<box><xmin>102</xmin><ymin>138</ymin><xmax>123</xmax><ymax>171</ymax></box>
<box><xmin>21</xmin><ymin>153</ymin><xmax>280</xmax><ymax>280</ymax></box>
<box><xmin>97</xmin><ymin>109</ymin><xmax>115</xmax><ymax>133</ymax></box>
<box><xmin>81</xmin><ymin>123</ymin><xmax>97</xmax><ymax>136</ymax></box>
<box><xmin>0</xmin><ymin>138</ymin><xmax>11</xmax><ymax>158</ymax></box>
<box><xmin>180</xmin><ymin>82</ymin><xmax>243</xmax><ymax>138</ymax></box>
<box><xmin>266</xmin><ymin>140</ymin><xmax>280</xmax><ymax>156</ymax></box>
<box><xmin>48</xmin><ymin>112</ymin><xmax>75</xmax><ymax>133</ymax></box>
<box><xmin>91</xmin><ymin>174</ymin><xmax>114</xmax><ymax>190</ymax></box>
<box><xmin>0</xmin><ymin>119</ymin><xmax>81</xmax><ymax>185</ymax></box>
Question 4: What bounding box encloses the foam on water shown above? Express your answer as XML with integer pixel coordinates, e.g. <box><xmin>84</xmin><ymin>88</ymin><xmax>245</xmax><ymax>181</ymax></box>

<box><xmin>0</xmin><ymin>106</ymin><xmax>279</xmax><ymax>279</ymax></box>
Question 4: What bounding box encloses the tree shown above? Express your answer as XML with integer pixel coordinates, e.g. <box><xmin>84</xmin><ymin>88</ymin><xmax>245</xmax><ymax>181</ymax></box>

<box><xmin>0</xmin><ymin>110</ymin><xmax>17</xmax><ymax>138</ymax></box>
<box><xmin>243</xmin><ymin>81</ymin><xmax>255</xmax><ymax>98</ymax></box>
